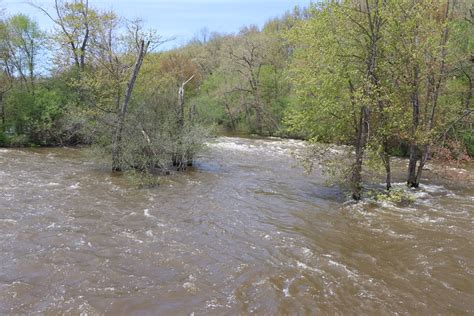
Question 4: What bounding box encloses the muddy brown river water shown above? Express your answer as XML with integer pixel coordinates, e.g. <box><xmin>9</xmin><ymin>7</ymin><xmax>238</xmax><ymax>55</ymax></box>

<box><xmin>0</xmin><ymin>137</ymin><xmax>473</xmax><ymax>314</ymax></box>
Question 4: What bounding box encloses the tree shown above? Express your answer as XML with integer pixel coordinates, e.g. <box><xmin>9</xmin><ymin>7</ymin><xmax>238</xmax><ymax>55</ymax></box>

<box><xmin>0</xmin><ymin>15</ymin><xmax>12</xmax><ymax>131</ymax></box>
<box><xmin>386</xmin><ymin>0</ymin><xmax>460</xmax><ymax>187</ymax></box>
<box><xmin>4</xmin><ymin>14</ymin><xmax>43</xmax><ymax>93</ymax></box>
<box><xmin>33</xmin><ymin>0</ymin><xmax>96</xmax><ymax>71</ymax></box>
<box><xmin>112</xmin><ymin>38</ymin><xmax>150</xmax><ymax>171</ymax></box>
<box><xmin>78</xmin><ymin>16</ymin><xmax>158</xmax><ymax>171</ymax></box>
<box><xmin>287</xmin><ymin>1</ymin><xmax>391</xmax><ymax>200</ymax></box>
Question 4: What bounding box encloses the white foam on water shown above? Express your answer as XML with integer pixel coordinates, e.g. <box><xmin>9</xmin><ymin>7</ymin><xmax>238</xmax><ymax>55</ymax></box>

<box><xmin>207</xmin><ymin>141</ymin><xmax>255</xmax><ymax>153</ymax></box>
<box><xmin>414</xmin><ymin>215</ymin><xmax>446</xmax><ymax>224</ymax></box>
<box><xmin>69</xmin><ymin>182</ymin><xmax>81</xmax><ymax>190</ymax></box>
<box><xmin>283</xmin><ymin>278</ymin><xmax>294</xmax><ymax>297</ymax></box>
<box><xmin>328</xmin><ymin>259</ymin><xmax>359</xmax><ymax>280</ymax></box>
<box><xmin>386</xmin><ymin>230</ymin><xmax>415</xmax><ymax>240</ymax></box>
<box><xmin>0</xmin><ymin>219</ymin><xmax>17</xmax><ymax>225</ymax></box>
<box><xmin>301</xmin><ymin>247</ymin><xmax>313</xmax><ymax>258</ymax></box>
<box><xmin>74</xmin><ymin>238</ymin><xmax>86</xmax><ymax>247</ymax></box>
<box><xmin>296</xmin><ymin>261</ymin><xmax>323</xmax><ymax>274</ymax></box>
<box><xmin>143</xmin><ymin>209</ymin><xmax>166</xmax><ymax>227</ymax></box>
<box><xmin>121</xmin><ymin>231</ymin><xmax>143</xmax><ymax>244</ymax></box>
<box><xmin>252</xmin><ymin>278</ymin><xmax>267</xmax><ymax>286</ymax></box>
<box><xmin>412</xmin><ymin>191</ymin><xmax>430</xmax><ymax>199</ymax></box>
<box><xmin>207</xmin><ymin>137</ymin><xmax>307</xmax><ymax>158</ymax></box>
<box><xmin>144</xmin><ymin>209</ymin><xmax>154</xmax><ymax>218</ymax></box>
<box><xmin>187</xmin><ymin>179</ymin><xmax>201</xmax><ymax>185</ymax></box>
<box><xmin>419</xmin><ymin>184</ymin><xmax>448</xmax><ymax>193</ymax></box>
<box><xmin>206</xmin><ymin>298</ymin><xmax>223</xmax><ymax>309</ymax></box>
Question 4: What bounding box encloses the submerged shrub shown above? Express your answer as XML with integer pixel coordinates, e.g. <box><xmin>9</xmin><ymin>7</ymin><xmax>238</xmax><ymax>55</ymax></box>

<box><xmin>368</xmin><ymin>187</ymin><xmax>416</xmax><ymax>205</ymax></box>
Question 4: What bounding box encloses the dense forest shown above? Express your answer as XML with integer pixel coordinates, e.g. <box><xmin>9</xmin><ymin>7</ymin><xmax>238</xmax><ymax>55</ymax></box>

<box><xmin>0</xmin><ymin>0</ymin><xmax>472</xmax><ymax>200</ymax></box>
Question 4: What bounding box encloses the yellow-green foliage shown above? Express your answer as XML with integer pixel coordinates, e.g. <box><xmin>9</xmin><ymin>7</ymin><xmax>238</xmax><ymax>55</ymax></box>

<box><xmin>368</xmin><ymin>188</ymin><xmax>416</xmax><ymax>205</ymax></box>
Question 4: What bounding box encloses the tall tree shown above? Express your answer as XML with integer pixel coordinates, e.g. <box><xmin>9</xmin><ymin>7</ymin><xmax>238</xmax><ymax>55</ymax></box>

<box><xmin>112</xmin><ymin>39</ymin><xmax>150</xmax><ymax>171</ymax></box>
<box><xmin>0</xmin><ymin>15</ymin><xmax>12</xmax><ymax>129</ymax></box>
<box><xmin>391</xmin><ymin>0</ymin><xmax>459</xmax><ymax>187</ymax></box>
<box><xmin>287</xmin><ymin>0</ymin><xmax>391</xmax><ymax>200</ymax></box>
<box><xmin>5</xmin><ymin>14</ymin><xmax>43</xmax><ymax>93</ymax></box>
<box><xmin>33</xmin><ymin>0</ymin><xmax>95</xmax><ymax>71</ymax></box>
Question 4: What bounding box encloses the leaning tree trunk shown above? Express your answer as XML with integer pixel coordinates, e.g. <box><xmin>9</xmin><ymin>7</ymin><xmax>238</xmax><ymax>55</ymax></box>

<box><xmin>112</xmin><ymin>39</ymin><xmax>149</xmax><ymax>172</ymax></box>
<box><xmin>415</xmin><ymin>145</ymin><xmax>430</xmax><ymax>186</ymax></box>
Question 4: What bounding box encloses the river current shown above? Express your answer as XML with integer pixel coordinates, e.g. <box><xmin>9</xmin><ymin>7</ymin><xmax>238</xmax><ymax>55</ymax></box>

<box><xmin>0</xmin><ymin>137</ymin><xmax>473</xmax><ymax>314</ymax></box>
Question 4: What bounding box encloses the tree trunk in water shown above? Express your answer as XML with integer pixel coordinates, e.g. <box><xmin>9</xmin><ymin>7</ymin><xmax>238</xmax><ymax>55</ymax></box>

<box><xmin>408</xmin><ymin>1</ymin><xmax>451</xmax><ymax>187</ymax></box>
<box><xmin>407</xmin><ymin>144</ymin><xmax>418</xmax><ymax>187</ymax></box>
<box><xmin>0</xmin><ymin>93</ymin><xmax>4</xmax><ymax>131</ymax></box>
<box><xmin>254</xmin><ymin>102</ymin><xmax>263</xmax><ymax>135</ymax></box>
<box><xmin>382</xmin><ymin>144</ymin><xmax>391</xmax><ymax>191</ymax></box>
<box><xmin>415</xmin><ymin>145</ymin><xmax>430</xmax><ymax>186</ymax></box>
<box><xmin>351</xmin><ymin>106</ymin><xmax>370</xmax><ymax>201</ymax></box>
<box><xmin>408</xmin><ymin>63</ymin><xmax>420</xmax><ymax>188</ymax></box>
<box><xmin>385</xmin><ymin>157</ymin><xmax>392</xmax><ymax>191</ymax></box>
<box><xmin>112</xmin><ymin>39</ymin><xmax>149</xmax><ymax>172</ymax></box>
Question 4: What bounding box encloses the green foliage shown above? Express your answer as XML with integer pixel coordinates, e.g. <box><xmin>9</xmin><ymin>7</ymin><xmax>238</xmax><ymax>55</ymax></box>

<box><xmin>0</xmin><ymin>130</ymin><xmax>7</xmax><ymax>146</ymax></box>
<box><xmin>4</xmin><ymin>86</ymin><xmax>65</xmax><ymax>145</ymax></box>
<box><xmin>192</xmin><ymin>74</ymin><xmax>228</xmax><ymax>126</ymax></box>
<box><xmin>368</xmin><ymin>187</ymin><xmax>416</xmax><ymax>205</ymax></box>
<box><xmin>0</xmin><ymin>0</ymin><xmax>471</xmax><ymax>199</ymax></box>
<box><xmin>283</xmin><ymin>0</ymin><xmax>473</xmax><ymax>197</ymax></box>
<box><xmin>5</xmin><ymin>14</ymin><xmax>44</xmax><ymax>87</ymax></box>
<box><xmin>6</xmin><ymin>134</ymin><xmax>30</xmax><ymax>147</ymax></box>
<box><xmin>462</xmin><ymin>130</ymin><xmax>474</xmax><ymax>156</ymax></box>
<box><xmin>284</xmin><ymin>3</ymin><xmax>357</xmax><ymax>143</ymax></box>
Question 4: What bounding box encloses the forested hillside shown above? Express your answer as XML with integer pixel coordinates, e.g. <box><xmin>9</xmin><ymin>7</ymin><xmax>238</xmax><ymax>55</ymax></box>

<box><xmin>0</xmin><ymin>0</ymin><xmax>472</xmax><ymax>198</ymax></box>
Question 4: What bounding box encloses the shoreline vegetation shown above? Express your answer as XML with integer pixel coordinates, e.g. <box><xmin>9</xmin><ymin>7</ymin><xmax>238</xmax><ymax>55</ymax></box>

<box><xmin>0</xmin><ymin>0</ymin><xmax>472</xmax><ymax>201</ymax></box>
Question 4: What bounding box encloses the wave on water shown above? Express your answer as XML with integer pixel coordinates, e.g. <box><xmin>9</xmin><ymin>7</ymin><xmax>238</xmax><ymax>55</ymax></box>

<box><xmin>207</xmin><ymin>137</ymin><xmax>306</xmax><ymax>157</ymax></box>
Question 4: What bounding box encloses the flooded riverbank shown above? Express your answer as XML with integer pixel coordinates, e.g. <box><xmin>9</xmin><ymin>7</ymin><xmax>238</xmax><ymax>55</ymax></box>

<box><xmin>0</xmin><ymin>137</ymin><xmax>473</xmax><ymax>314</ymax></box>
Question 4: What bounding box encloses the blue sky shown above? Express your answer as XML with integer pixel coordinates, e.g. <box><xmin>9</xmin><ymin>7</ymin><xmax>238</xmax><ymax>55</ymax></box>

<box><xmin>3</xmin><ymin>0</ymin><xmax>311</xmax><ymax>49</ymax></box>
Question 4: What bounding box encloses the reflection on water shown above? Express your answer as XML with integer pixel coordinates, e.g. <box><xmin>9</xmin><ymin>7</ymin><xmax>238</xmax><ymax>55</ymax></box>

<box><xmin>0</xmin><ymin>137</ymin><xmax>473</xmax><ymax>314</ymax></box>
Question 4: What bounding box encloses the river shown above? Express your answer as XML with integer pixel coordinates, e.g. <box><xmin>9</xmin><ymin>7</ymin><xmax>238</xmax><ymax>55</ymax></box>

<box><xmin>0</xmin><ymin>137</ymin><xmax>473</xmax><ymax>314</ymax></box>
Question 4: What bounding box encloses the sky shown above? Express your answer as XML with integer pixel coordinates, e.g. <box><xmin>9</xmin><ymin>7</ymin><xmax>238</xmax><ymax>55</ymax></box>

<box><xmin>3</xmin><ymin>0</ymin><xmax>311</xmax><ymax>49</ymax></box>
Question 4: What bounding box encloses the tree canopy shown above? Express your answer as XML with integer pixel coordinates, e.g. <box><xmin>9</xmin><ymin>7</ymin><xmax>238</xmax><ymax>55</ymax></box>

<box><xmin>0</xmin><ymin>0</ymin><xmax>471</xmax><ymax>198</ymax></box>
